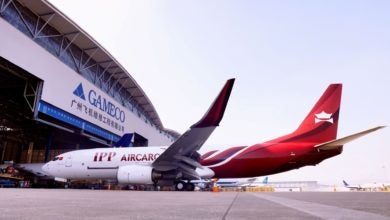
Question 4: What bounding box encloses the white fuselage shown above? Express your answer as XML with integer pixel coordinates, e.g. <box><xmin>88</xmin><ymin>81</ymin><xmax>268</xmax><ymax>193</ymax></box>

<box><xmin>42</xmin><ymin>147</ymin><xmax>166</xmax><ymax>180</ymax></box>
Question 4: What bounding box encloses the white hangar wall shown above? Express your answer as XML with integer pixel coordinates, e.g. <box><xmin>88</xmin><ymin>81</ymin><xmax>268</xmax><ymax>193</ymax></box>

<box><xmin>0</xmin><ymin>17</ymin><xmax>173</xmax><ymax>146</ymax></box>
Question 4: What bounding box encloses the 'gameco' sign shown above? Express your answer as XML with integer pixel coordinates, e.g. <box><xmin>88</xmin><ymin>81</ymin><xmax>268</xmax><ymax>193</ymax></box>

<box><xmin>73</xmin><ymin>83</ymin><xmax>126</xmax><ymax>122</ymax></box>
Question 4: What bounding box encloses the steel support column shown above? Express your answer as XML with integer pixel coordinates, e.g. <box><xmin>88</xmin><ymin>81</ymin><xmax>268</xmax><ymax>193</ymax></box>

<box><xmin>0</xmin><ymin>141</ymin><xmax>6</xmax><ymax>162</ymax></box>
<box><xmin>26</xmin><ymin>142</ymin><xmax>34</xmax><ymax>163</ymax></box>
<box><xmin>44</xmin><ymin>133</ymin><xmax>53</xmax><ymax>162</ymax></box>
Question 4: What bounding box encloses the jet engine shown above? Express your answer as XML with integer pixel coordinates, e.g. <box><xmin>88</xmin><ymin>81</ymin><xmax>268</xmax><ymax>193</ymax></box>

<box><xmin>117</xmin><ymin>165</ymin><xmax>161</xmax><ymax>184</ymax></box>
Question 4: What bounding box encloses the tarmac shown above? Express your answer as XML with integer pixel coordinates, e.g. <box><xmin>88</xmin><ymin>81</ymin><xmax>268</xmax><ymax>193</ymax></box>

<box><xmin>0</xmin><ymin>189</ymin><xmax>389</xmax><ymax>220</ymax></box>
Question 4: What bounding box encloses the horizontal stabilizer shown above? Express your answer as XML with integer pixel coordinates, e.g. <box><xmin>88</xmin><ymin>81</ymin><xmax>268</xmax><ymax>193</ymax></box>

<box><xmin>315</xmin><ymin>126</ymin><xmax>385</xmax><ymax>150</ymax></box>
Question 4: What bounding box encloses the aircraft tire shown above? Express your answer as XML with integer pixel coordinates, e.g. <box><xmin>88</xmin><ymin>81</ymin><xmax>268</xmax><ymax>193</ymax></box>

<box><xmin>175</xmin><ymin>181</ymin><xmax>185</xmax><ymax>191</ymax></box>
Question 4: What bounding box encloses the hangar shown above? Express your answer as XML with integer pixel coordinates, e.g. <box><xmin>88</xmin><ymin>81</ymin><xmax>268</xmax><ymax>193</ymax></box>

<box><xmin>0</xmin><ymin>0</ymin><xmax>179</xmax><ymax>165</ymax></box>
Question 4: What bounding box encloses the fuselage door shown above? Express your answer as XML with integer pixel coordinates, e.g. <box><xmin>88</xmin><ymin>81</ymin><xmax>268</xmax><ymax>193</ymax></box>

<box><xmin>65</xmin><ymin>155</ymin><xmax>72</xmax><ymax>167</ymax></box>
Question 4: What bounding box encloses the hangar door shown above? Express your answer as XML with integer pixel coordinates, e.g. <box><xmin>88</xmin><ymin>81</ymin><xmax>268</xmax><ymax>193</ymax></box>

<box><xmin>0</xmin><ymin>57</ymin><xmax>43</xmax><ymax>163</ymax></box>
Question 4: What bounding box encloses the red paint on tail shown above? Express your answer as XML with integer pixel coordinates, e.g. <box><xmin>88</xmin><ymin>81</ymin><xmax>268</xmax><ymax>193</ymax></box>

<box><xmin>286</xmin><ymin>84</ymin><xmax>342</xmax><ymax>143</ymax></box>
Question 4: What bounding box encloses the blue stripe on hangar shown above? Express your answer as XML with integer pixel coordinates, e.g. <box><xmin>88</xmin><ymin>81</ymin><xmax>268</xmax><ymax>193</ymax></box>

<box><xmin>38</xmin><ymin>101</ymin><xmax>120</xmax><ymax>142</ymax></box>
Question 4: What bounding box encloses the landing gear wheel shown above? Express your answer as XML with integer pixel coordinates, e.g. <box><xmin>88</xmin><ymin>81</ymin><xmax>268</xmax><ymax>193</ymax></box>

<box><xmin>175</xmin><ymin>181</ymin><xmax>185</xmax><ymax>191</ymax></box>
<box><xmin>185</xmin><ymin>182</ymin><xmax>195</xmax><ymax>191</ymax></box>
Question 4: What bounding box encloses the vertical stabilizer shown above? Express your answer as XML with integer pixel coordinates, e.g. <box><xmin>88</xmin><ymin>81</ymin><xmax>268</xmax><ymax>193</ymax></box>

<box><xmin>291</xmin><ymin>84</ymin><xmax>342</xmax><ymax>143</ymax></box>
<box><xmin>114</xmin><ymin>133</ymin><xmax>133</xmax><ymax>147</ymax></box>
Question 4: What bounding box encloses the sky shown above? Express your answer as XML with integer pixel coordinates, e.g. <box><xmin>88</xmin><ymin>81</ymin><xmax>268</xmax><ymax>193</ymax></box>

<box><xmin>49</xmin><ymin>0</ymin><xmax>390</xmax><ymax>185</ymax></box>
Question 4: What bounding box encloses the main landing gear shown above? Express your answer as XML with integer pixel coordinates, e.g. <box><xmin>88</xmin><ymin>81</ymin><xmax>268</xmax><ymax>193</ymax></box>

<box><xmin>175</xmin><ymin>180</ymin><xmax>195</xmax><ymax>191</ymax></box>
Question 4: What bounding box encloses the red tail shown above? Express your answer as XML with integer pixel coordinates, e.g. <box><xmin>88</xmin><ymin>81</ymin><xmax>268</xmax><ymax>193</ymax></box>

<box><xmin>290</xmin><ymin>84</ymin><xmax>342</xmax><ymax>143</ymax></box>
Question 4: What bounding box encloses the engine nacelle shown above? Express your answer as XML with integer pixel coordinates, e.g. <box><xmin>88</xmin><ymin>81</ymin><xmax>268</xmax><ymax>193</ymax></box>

<box><xmin>196</xmin><ymin>166</ymin><xmax>215</xmax><ymax>179</ymax></box>
<box><xmin>117</xmin><ymin>165</ymin><xmax>156</xmax><ymax>184</ymax></box>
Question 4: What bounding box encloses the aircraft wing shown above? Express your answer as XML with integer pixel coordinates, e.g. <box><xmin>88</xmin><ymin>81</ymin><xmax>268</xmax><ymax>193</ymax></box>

<box><xmin>315</xmin><ymin>126</ymin><xmax>385</xmax><ymax>151</ymax></box>
<box><xmin>152</xmin><ymin>79</ymin><xmax>235</xmax><ymax>179</ymax></box>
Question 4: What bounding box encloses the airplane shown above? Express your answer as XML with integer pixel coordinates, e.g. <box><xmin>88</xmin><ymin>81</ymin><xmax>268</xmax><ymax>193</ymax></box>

<box><xmin>217</xmin><ymin>176</ymin><xmax>270</xmax><ymax>188</ymax></box>
<box><xmin>42</xmin><ymin>78</ymin><xmax>235</xmax><ymax>191</ymax></box>
<box><xmin>201</xmin><ymin>84</ymin><xmax>384</xmax><ymax>179</ymax></box>
<box><xmin>193</xmin><ymin>176</ymin><xmax>269</xmax><ymax>189</ymax></box>
<box><xmin>42</xmin><ymin>81</ymin><xmax>384</xmax><ymax>191</ymax></box>
<box><xmin>242</xmin><ymin>176</ymin><xmax>269</xmax><ymax>187</ymax></box>
<box><xmin>342</xmin><ymin>180</ymin><xmax>363</xmax><ymax>190</ymax></box>
<box><xmin>343</xmin><ymin>180</ymin><xmax>389</xmax><ymax>191</ymax></box>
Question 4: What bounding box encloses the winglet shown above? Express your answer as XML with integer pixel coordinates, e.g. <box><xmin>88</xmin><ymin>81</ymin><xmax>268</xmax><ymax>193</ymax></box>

<box><xmin>191</xmin><ymin>78</ymin><xmax>235</xmax><ymax>128</ymax></box>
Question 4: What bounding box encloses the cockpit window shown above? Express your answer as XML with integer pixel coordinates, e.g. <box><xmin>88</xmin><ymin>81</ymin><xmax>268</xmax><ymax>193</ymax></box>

<box><xmin>53</xmin><ymin>156</ymin><xmax>63</xmax><ymax>161</ymax></box>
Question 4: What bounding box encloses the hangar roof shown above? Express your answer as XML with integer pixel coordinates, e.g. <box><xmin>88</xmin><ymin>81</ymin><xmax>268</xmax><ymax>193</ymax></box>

<box><xmin>16</xmin><ymin>0</ymin><xmax>170</xmax><ymax>134</ymax></box>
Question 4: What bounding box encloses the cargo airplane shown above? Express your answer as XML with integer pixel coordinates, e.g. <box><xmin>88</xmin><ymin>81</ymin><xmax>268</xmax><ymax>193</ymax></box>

<box><xmin>42</xmin><ymin>80</ymin><xmax>384</xmax><ymax>190</ymax></box>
